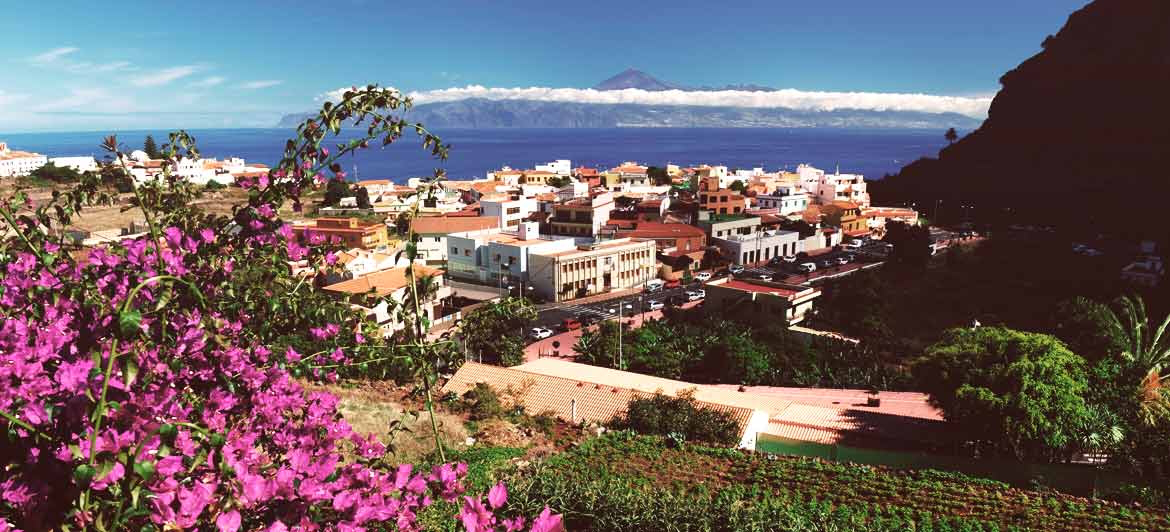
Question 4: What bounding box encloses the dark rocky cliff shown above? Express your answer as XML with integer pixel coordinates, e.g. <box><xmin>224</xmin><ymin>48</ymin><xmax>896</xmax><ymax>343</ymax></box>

<box><xmin>872</xmin><ymin>0</ymin><xmax>1170</xmax><ymax>235</ymax></box>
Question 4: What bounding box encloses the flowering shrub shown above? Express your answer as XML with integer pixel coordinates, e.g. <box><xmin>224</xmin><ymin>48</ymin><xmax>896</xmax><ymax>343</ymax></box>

<box><xmin>0</xmin><ymin>86</ymin><xmax>560</xmax><ymax>531</ymax></box>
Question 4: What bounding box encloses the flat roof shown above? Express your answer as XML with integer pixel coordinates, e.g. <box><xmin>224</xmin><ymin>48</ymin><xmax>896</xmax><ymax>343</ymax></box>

<box><xmin>720</xmin><ymin>279</ymin><xmax>810</xmax><ymax>298</ymax></box>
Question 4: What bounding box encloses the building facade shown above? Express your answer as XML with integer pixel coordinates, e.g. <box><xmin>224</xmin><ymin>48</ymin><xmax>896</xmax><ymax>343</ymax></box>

<box><xmin>548</xmin><ymin>192</ymin><xmax>614</xmax><ymax>237</ymax></box>
<box><xmin>0</xmin><ymin>142</ymin><xmax>48</xmax><ymax>177</ymax></box>
<box><xmin>293</xmin><ymin>218</ymin><xmax>389</xmax><ymax>250</ymax></box>
<box><xmin>481</xmin><ymin>197</ymin><xmax>539</xmax><ymax>230</ymax></box>
<box><xmin>704</xmin><ymin>277</ymin><xmax>822</xmax><ymax>325</ymax></box>
<box><xmin>528</xmin><ymin>238</ymin><xmax>657</xmax><ymax>302</ymax></box>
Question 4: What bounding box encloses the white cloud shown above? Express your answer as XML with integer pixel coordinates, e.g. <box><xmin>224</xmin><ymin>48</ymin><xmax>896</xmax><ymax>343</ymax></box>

<box><xmin>32</xmin><ymin>87</ymin><xmax>133</xmax><ymax>113</ymax></box>
<box><xmin>192</xmin><ymin>76</ymin><xmax>225</xmax><ymax>87</ymax></box>
<box><xmin>30</xmin><ymin>47</ymin><xmax>79</xmax><ymax>63</ymax></box>
<box><xmin>130</xmin><ymin>65</ymin><xmax>200</xmax><ymax>87</ymax></box>
<box><xmin>319</xmin><ymin>84</ymin><xmax>993</xmax><ymax>118</ymax></box>
<box><xmin>239</xmin><ymin>80</ymin><xmax>282</xmax><ymax>90</ymax></box>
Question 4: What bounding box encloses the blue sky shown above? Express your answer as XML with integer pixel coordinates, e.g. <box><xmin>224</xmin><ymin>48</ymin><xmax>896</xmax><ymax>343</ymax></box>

<box><xmin>0</xmin><ymin>0</ymin><xmax>1088</xmax><ymax>132</ymax></box>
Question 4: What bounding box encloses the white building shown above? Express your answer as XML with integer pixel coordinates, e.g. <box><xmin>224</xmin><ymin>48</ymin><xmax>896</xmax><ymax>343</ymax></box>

<box><xmin>796</xmin><ymin>164</ymin><xmax>824</xmax><ymax>195</ymax></box>
<box><xmin>0</xmin><ymin>142</ymin><xmax>48</xmax><ymax>178</ymax></box>
<box><xmin>816</xmin><ymin>171</ymin><xmax>870</xmax><ymax>207</ymax></box>
<box><xmin>755</xmin><ymin>190</ymin><xmax>810</xmax><ymax>216</ymax></box>
<box><xmin>50</xmin><ymin>156</ymin><xmax>98</xmax><ymax>173</ymax></box>
<box><xmin>534</xmin><ymin>159</ymin><xmax>571</xmax><ymax>176</ymax></box>
<box><xmin>527</xmin><ymin>237</ymin><xmax>658</xmax><ymax>302</ymax></box>
<box><xmin>322</xmin><ymin>265</ymin><xmax>455</xmax><ymax>337</ymax></box>
<box><xmin>713</xmin><ymin>229</ymin><xmax>802</xmax><ymax>266</ymax></box>
<box><xmin>447</xmin><ymin>222</ymin><xmax>580</xmax><ymax>286</ymax></box>
<box><xmin>481</xmin><ymin>196</ymin><xmax>539</xmax><ymax>230</ymax></box>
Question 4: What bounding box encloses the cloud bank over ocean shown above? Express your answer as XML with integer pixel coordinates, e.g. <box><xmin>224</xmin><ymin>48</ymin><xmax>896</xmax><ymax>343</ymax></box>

<box><xmin>320</xmin><ymin>85</ymin><xmax>993</xmax><ymax>118</ymax></box>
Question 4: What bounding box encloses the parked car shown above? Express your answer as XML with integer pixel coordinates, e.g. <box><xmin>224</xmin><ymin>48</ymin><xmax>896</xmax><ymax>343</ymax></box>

<box><xmin>694</xmin><ymin>271</ymin><xmax>713</xmax><ymax>282</ymax></box>
<box><xmin>798</xmin><ymin>262</ymin><xmax>816</xmax><ymax>273</ymax></box>
<box><xmin>646</xmin><ymin>300</ymin><xmax>665</xmax><ymax>311</ymax></box>
<box><xmin>820</xmin><ymin>259</ymin><xmax>835</xmax><ymax>268</ymax></box>
<box><xmin>685</xmin><ymin>290</ymin><xmax>705</xmax><ymax>301</ymax></box>
<box><xmin>843</xmin><ymin>239</ymin><xmax>864</xmax><ymax>250</ymax></box>
<box><xmin>529</xmin><ymin>327</ymin><xmax>554</xmax><ymax>340</ymax></box>
<box><xmin>754</xmin><ymin>272</ymin><xmax>774</xmax><ymax>282</ymax></box>
<box><xmin>782</xmin><ymin>255</ymin><xmax>798</xmax><ymax>263</ymax></box>
<box><xmin>729</xmin><ymin>264</ymin><xmax>745</xmax><ymax>274</ymax></box>
<box><xmin>561</xmin><ymin>318</ymin><xmax>581</xmax><ymax>331</ymax></box>
<box><xmin>645</xmin><ymin>279</ymin><xmax>665</xmax><ymax>292</ymax></box>
<box><xmin>835</xmin><ymin>256</ymin><xmax>849</xmax><ymax>265</ymax></box>
<box><xmin>664</xmin><ymin>279</ymin><xmax>682</xmax><ymax>289</ymax></box>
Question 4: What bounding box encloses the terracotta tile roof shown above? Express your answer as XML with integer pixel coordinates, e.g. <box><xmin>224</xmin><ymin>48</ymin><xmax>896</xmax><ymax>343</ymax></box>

<box><xmin>515</xmin><ymin>359</ymin><xmax>791</xmax><ymax>418</ymax></box>
<box><xmin>523</xmin><ymin>170</ymin><xmax>556</xmax><ymax>176</ymax></box>
<box><xmin>764</xmin><ymin>403</ymin><xmax>946</xmax><ymax>446</ymax></box>
<box><xmin>611</xmin><ymin>222</ymin><xmax>706</xmax><ymax>240</ymax></box>
<box><xmin>321</xmin><ymin>265</ymin><xmax>441</xmax><ymax>296</ymax></box>
<box><xmin>611</xmin><ymin>164</ymin><xmax>648</xmax><ymax>174</ymax></box>
<box><xmin>443</xmin><ymin>362</ymin><xmax>756</xmax><ymax>432</ymax></box>
<box><xmin>410</xmin><ymin>216</ymin><xmax>499</xmax><ymax>235</ymax></box>
<box><xmin>573</xmin><ymin>167</ymin><xmax>598</xmax><ymax>177</ymax></box>
<box><xmin>720</xmin><ymin>279</ymin><xmax>810</xmax><ymax>298</ymax></box>
<box><xmin>357</xmin><ymin>179</ymin><xmax>393</xmax><ymax>186</ymax></box>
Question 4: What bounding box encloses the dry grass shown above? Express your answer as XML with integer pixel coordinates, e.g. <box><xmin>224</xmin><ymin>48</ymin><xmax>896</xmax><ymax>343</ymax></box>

<box><xmin>307</xmin><ymin>381</ymin><xmax>469</xmax><ymax>463</ymax></box>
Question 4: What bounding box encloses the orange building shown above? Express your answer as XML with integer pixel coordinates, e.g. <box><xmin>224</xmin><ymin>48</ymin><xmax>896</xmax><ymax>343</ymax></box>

<box><xmin>295</xmin><ymin>217</ymin><xmax>389</xmax><ymax>249</ymax></box>
<box><xmin>697</xmin><ymin>176</ymin><xmax>746</xmax><ymax>215</ymax></box>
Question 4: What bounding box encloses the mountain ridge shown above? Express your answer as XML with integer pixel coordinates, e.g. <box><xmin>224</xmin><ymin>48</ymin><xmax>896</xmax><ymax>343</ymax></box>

<box><xmin>278</xmin><ymin>69</ymin><xmax>979</xmax><ymax>130</ymax></box>
<box><xmin>872</xmin><ymin>0</ymin><xmax>1170</xmax><ymax>235</ymax></box>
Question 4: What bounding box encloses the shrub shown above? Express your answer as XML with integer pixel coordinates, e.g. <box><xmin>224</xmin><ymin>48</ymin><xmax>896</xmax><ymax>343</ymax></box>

<box><xmin>464</xmin><ymin>382</ymin><xmax>505</xmax><ymax>421</ymax></box>
<box><xmin>0</xmin><ymin>86</ymin><xmax>559</xmax><ymax>531</ymax></box>
<box><xmin>611</xmin><ymin>391</ymin><xmax>741</xmax><ymax>445</ymax></box>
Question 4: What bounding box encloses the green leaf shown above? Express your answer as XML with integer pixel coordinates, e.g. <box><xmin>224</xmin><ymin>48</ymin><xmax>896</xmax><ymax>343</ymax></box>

<box><xmin>118</xmin><ymin>309</ymin><xmax>142</xmax><ymax>337</ymax></box>
<box><xmin>73</xmin><ymin>464</ymin><xmax>96</xmax><ymax>486</ymax></box>
<box><xmin>133</xmin><ymin>460</ymin><xmax>156</xmax><ymax>482</ymax></box>
<box><xmin>123</xmin><ymin>358</ymin><xmax>139</xmax><ymax>387</ymax></box>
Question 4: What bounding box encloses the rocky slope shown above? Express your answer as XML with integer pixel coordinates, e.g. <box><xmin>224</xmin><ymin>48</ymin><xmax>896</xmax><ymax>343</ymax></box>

<box><xmin>872</xmin><ymin>0</ymin><xmax>1170</xmax><ymax>235</ymax></box>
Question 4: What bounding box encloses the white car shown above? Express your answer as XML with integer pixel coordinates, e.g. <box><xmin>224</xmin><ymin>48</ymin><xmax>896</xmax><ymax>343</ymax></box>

<box><xmin>729</xmin><ymin>265</ymin><xmax>745</xmax><ymax>274</ymax></box>
<box><xmin>529</xmin><ymin>327</ymin><xmax>554</xmax><ymax>340</ymax></box>
<box><xmin>754</xmin><ymin>273</ymin><xmax>773</xmax><ymax>282</ymax></box>
<box><xmin>685</xmin><ymin>290</ymin><xmax>705</xmax><ymax>301</ymax></box>
<box><xmin>782</xmin><ymin>255</ymin><xmax>798</xmax><ymax>263</ymax></box>
<box><xmin>843</xmin><ymin>240</ymin><xmax>864</xmax><ymax>250</ymax></box>
<box><xmin>646</xmin><ymin>300</ymin><xmax>665</xmax><ymax>311</ymax></box>
<box><xmin>694</xmin><ymin>271</ymin><xmax>713</xmax><ymax>282</ymax></box>
<box><xmin>797</xmin><ymin>262</ymin><xmax>816</xmax><ymax>273</ymax></box>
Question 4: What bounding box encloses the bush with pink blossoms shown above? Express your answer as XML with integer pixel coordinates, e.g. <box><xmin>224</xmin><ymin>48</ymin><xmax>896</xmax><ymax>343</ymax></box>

<box><xmin>0</xmin><ymin>86</ymin><xmax>560</xmax><ymax>531</ymax></box>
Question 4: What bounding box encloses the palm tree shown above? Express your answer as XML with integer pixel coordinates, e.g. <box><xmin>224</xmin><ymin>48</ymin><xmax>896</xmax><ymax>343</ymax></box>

<box><xmin>1102</xmin><ymin>295</ymin><xmax>1170</xmax><ymax>425</ymax></box>
<box><xmin>944</xmin><ymin>127</ymin><xmax>958</xmax><ymax>144</ymax></box>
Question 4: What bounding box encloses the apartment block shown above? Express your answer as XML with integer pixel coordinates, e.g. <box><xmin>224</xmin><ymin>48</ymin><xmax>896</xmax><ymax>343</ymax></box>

<box><xmin>528</xmin><ymin>238</ymin><xmax>657</xmax><ymax>302</ymax></box>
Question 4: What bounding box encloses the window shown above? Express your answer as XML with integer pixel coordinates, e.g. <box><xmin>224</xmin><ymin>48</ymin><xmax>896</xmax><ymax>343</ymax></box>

<box><xmin>451</xmin><ymin>246</ymin><xmax>458</xmax><ymax>254</ymax></box>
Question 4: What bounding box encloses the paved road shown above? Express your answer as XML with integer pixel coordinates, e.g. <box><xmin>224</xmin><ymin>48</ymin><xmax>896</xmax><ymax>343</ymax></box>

<box><xmin>532</xmin><ymin>284</ymin><xmax>700</xmax><ymax>332</ymax></box>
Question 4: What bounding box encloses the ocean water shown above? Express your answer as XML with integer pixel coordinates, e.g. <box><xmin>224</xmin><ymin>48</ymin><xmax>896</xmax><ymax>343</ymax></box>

<box><xmin>0</xmin><ymin>127</ymin><xmax>947</xmax><ymax>182</ymax></box>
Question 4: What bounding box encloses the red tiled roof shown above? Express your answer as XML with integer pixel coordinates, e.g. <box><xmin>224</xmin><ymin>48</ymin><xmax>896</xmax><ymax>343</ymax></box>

<box><xmin>442</xmin><ymin>362</ymin><xmax>756</xmax><ymax>433</ymax></box>
<box><xmin>720</xmin><ymin>279</ymin><xmax>807</xmax><ymax>298</ymax></box>
<box><xmin>410</xmin><ymin>216</ymin><xmax>499</xmax><ymax>234</ymax></box>
<box><xmin>613</xmin><ymin>222</ymin><xmax>705</xmax><ymax>240</ymax></box>
<box><xmin>322</xmin><ymin>265</ymin><xmax>442</xmax><ymax>296</ymax></box>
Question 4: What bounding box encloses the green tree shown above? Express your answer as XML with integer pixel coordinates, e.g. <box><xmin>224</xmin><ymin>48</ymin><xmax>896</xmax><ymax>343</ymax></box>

<box><xmin>885</xmin><ymin>220</ymin><xmax>932</xmax><ymax>270</ymax></box>
<box><xmin>647</xmin><ymin>166</ymin><xmax>671</xmax><ymax>186</ymax></box>
<box><xmin>28</xmin><ymin>162</ymin><xmax>83</xmax><ymax>184</ymax></box>
<box><xmin>355</xmin><ymin>185</ymin><xmax>372</xmax><ymax>209</ymax></box>
<box><xmin>573</xmin><ymin>320</ymin><xmax>625</xmax><ymax>368</ymax></box>
<box><xmin>728</xmin><ymin>180</ymin><xmax>745</xmax><ymax>192</ymax></box>
<box><xmin>945</xmin><ymin>127</ymin><xmax>959</xmax><ymax>144</ymax></box>
<box><xmin>460</xmin><ymin>296</ymin><xmax>536</xmax><ymax>366</ymax></box>
<box><xmin>1097</xmin><ymin>295</ymin><xmax>1170</xmax><ymax>426</ymax></box>
<box><xmin>915</xmin><ymin>326</ymin><xmax>1092</xmax><ymax>462</ymax></box>
<box><xmin>546</xmin><ymin>175</ymin><xmax>572</xmax><ymax>188</ymax></box>
<box><xmin>143</xmin><ymin>134</ymin><xmax>162</xmax><ymax>158</ymax></box>
<box><xmin>323</xmin><ymin>179</ymin><xmax>350</xmax><ymax>206</ymax></box>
